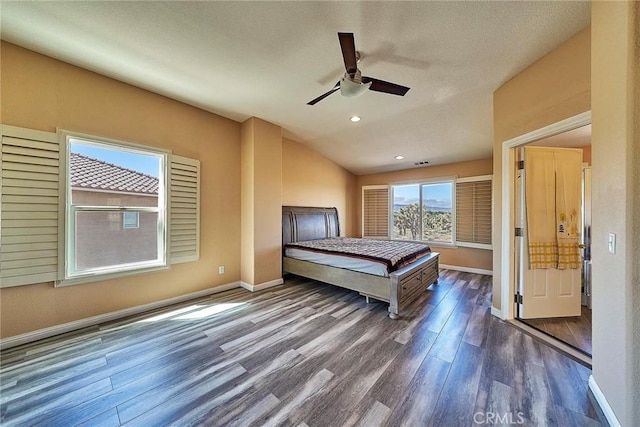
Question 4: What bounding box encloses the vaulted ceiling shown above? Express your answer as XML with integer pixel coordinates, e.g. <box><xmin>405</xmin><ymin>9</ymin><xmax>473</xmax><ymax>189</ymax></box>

<box><xmin>0</xmin><ymin>1</ymin><xmax>591</xmax><ymax>175</ymax></box>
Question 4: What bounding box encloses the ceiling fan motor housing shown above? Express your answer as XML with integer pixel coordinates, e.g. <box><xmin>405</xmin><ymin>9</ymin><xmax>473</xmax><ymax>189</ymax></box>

<box><xmin>341</xmin><ymin>69</ymin><xmax>371</xmax><ymax>97</ymax></box>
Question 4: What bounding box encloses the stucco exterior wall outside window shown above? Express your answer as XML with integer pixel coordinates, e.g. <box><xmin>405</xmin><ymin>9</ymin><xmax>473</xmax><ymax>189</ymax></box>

<box><xmin>72</xmin><ymin>190</ymin><xmax>158</xmax><ymax>270</ymax></box>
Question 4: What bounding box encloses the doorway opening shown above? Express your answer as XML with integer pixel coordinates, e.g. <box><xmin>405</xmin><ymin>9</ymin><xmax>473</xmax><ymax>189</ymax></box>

<box><xmin>514</xmin><ymin>125</ymin><xmax>592</xmax><ymax>356</ymax></box>
<box><xmin>499</xmin><ymin>111</ymin><xmax>592</xmax><ymax>363</ymax></box>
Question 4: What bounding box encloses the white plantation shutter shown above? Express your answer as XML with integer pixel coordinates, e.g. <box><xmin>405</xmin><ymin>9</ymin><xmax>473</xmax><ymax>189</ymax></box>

<box><xmin>1</xmin><ymin>126</ymin><xmax>202</xmax><ymax>287</ymax></box>
<box><xmin>455</xmin><ymin>176</ymin><xmax>492</xmax><ymax>248</ymax></box>
<box><xmin>1</xmin><ymin>126</ymin><xmax>60</xmax><ymax>287</ymax></box>
<box><xmin>362</xmin><ymin>185</ymin><xmax>390</xmax><ymax>239</ymax></box>
<box><xmin>169</xmin><ymin>155</ymin><xmax>200</xmax><ymax>264</ymax></box>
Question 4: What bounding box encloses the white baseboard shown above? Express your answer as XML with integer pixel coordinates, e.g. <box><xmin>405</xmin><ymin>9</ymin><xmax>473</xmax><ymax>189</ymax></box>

<box><xmin>240</xmin><ymin>278</ymin><xmax>284</xmax><ymax>292</ymax></box>
<box><xmin>490</xmin><ymin>306</ymin><xmax>504</xmax><ymax>319</ymax></box>
<box><xmin>589</xmin><ymin>375</ymin><xmax>622</xmax><ymax>427</ymax></box>
<box><xmin>0</xmin><ymin>281</ymin><xmax>241</xmax><ymax>350</ymax></box>
<box><xmin>440</xmin><ymin>264</ymin><xmax>493</xmax><ymax>276</ymax></box>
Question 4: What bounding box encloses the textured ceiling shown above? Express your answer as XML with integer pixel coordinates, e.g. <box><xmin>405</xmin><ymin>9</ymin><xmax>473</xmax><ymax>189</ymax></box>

<box><xmin>0</xmin><ymin>1</ymin><xmax>591</xmax><ymax>175</ymax></box>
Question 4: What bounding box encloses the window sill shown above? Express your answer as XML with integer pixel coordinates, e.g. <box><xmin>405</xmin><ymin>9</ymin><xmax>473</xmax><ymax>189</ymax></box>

<box><xmin>427</xmin><ymin>242</ymin><xmax>458</xmax><ymax>249</ymax></box>
<box><xmin>388</xmin><ymin>239</ymin><xmax>492</xmax><ymax>251</ymax></box>
<box><xmin>56</xmin><ymin>264</ymin><xmax>169</xmax><ymax>287</ymax></box>
<box><xmin>390</xmin><ymin>238</ymin><xmax>457</xmax><ymax>248</ymax></box>
<box><xmin>456</xmin><ymin>242</ymin><xmax>493</xmax><ymax>250</ymax></box>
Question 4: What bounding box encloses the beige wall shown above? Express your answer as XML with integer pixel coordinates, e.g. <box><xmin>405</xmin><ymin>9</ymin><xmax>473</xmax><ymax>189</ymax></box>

<box><xmin>282</xmin><ymin>138</ymin><xmax>357</xmax><ymax>237</ymax></box>
<box><xmin>0</xmin><ymin>43</ymin><xmax>362</xmax><ymax>338</ymax></box>
<box><xmin>579</xmin><ymin>144</ymin><xmax>591</xmax><ymax>165</ymax></box>
<box><xmin>0</xmin><ymin>42</ymin><xmax>242</xmax><ymax>337</ymax></box>
<box><xmin>591</xmin><ymin>2</ymin><xmax>639</xmax><ymax>424</ymax></box>
<box><xmin>492</xmin><ymin>27</ymin><xmax>591</xmax><ymax>311</ymax></box>
<box><xmin>356</xmin><ymin>158</ymin><xmax>493</xmax><ymax>271</ymax></box>
<box><xmin>240</xmin><ymin>117</ymin><xmax>283</xmax><ymax>286</ymax></box>
<box><xmin>633</xmin><ymin>2</ymin><xmax>640</xmax><ymax>420</ymax></box>
<box><xmin>240</xmin><ymin>119</ymin><xmax>255</xmax><ymax>285</ymax></box>
<box><xmin>634</xmin><ymin>3</ymin><xmax>640</xmax><ymax>420</ymax></box>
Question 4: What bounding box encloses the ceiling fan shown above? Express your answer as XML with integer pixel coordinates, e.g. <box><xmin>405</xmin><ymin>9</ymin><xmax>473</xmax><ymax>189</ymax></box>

<box><xmin>307</xmin><ymin>32</ymin><xmax>410</xmax><ymax>106</ymax></box>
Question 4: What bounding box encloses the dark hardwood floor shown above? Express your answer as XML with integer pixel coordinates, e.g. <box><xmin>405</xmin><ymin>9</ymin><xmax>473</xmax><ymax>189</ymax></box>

<box><xmin>0</xmin><ymin>270</ymin><xmax>603</xmax><ymax>426</ymax></box>
<box><xmin>520</xmin><ymin>306</ymin><xmax>593</xmax><ymax>356</ymax></box>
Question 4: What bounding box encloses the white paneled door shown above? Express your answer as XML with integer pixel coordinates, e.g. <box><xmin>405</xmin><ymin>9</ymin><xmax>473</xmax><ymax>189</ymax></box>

<box><xmin>516</xmin><ymin>147</ymin><xmax>582</xmax><ymax>319</ymax></box>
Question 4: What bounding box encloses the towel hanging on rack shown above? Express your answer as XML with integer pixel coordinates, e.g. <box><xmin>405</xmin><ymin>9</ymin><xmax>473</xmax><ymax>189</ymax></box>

<box><xmin>524</xmin><ymin>146</ymin><xmax>582</xmax><ymax>269</ymax></box>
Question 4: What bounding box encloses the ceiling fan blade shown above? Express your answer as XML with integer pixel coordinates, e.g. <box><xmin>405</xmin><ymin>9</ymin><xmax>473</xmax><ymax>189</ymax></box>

<box><xmin>362</xmin><ymin>76</ymin><xmax>410</xmax><ymax>96</ymax></box>
<box><xmin>307</xmin><ymin>82</ymin><xmax>341</xmax><ymax>105</ymax></box>
<box><xmin>338</xmin><ymin>32</ymin><xmax>357</xmax><ymax>75</ymax></box>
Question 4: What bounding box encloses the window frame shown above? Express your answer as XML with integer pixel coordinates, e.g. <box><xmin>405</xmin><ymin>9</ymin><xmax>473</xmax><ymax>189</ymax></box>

<box><xmin>57</xmin><ymin>130</ymin><xmax>170</xmax><ymax>286</ymax></box>
<box><xmin>386</xmin><ymin>175</ymin><xmax>493</xmax><ymax>250</ymax></box>
<box><xmin>390</xmin><ymin>177</ymin><xmax>457</xmax><ymax>247</ymax></box>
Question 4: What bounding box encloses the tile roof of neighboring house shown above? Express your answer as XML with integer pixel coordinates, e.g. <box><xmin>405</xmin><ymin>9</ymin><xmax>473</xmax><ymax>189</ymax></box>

<box><xmin>70</xmin><ymin>153</ymin><xmax>159</xmax><ymax>195</ymax></box>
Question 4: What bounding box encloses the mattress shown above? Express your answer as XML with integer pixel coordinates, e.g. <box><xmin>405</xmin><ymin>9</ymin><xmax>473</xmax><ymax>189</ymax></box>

<box><xmin>284</xmin><ymin>237</ymin><xmax>431</xmax><ymax>277</ymax></box>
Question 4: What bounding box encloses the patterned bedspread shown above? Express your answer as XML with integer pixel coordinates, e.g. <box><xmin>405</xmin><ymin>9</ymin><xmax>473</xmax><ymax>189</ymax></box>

<box><xmin>285</xmin><ymin>237</ymin><xmax>431</xmax><ymax>273</ymax></box>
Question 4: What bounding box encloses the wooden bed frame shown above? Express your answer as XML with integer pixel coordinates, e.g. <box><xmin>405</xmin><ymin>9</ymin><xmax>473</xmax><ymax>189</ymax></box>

<box><xmin>282</xmin><ymin>206</ymin><xmax>439</xmax><ymax>319</ymax></box>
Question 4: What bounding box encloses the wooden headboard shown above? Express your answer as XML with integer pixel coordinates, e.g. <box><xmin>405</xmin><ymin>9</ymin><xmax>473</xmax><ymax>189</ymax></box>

<box><xmin>282</xmin><ymin>206</ymin><xmax>340</xmax><ymax>245</ymax></box>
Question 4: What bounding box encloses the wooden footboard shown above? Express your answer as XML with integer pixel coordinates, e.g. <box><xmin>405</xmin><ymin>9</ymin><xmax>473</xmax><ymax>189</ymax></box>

<box><xmin>388</xmin><ymin>252</ymin><xmax>439</xmax><ymax>319</ymax></box>
<box><xmin>283</xmin><ymin>252</ymin><xmax>439</xmax><ymax>319</ymax></box>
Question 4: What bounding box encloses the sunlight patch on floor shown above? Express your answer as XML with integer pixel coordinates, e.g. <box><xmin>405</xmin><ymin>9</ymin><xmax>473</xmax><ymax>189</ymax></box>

<box><xmin>173</xmin><ymin>303</ymin><xmax>246</xmax><ymax>320</ymax></box>
<box><xmin>139</xmin><ymin>305</ymin><xmax>201</xmax><ymax>322</ymax></box>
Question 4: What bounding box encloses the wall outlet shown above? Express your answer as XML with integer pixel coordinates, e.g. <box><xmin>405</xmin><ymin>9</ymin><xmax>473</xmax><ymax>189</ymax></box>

<box><xmin>218</xmin><ymin>265</ymin><xmax>225</xmax><ymax>274</ymax></box>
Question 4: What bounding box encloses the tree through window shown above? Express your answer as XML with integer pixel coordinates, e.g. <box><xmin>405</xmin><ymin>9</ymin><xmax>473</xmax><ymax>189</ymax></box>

<box><xmin>392</xmin><ymin>181</ymin><xmax>454</xmax><ymax>244</ymax></box>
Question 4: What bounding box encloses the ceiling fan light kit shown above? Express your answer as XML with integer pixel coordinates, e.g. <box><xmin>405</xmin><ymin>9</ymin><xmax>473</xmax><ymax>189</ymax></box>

<box><xmin>340</xmin><ymin>77</ymin><xmax>371</xmax><ymax>98</ymax></box>
<box><xmin>307</xmin><ymin>32</ymin><xmax>410</xmax><ymax>105</ymax></box>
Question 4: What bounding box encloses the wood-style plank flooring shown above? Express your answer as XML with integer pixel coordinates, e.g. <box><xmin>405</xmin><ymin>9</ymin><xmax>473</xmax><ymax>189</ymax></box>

<box><xmin>0</xmin><ymin>270</ymin><xmax>603</xmax><ymax>426</ymax></box>
<box><xmin>520</xmin><ymin>305</ymin><xmax>592</xmax><ymax>356</ymax></box>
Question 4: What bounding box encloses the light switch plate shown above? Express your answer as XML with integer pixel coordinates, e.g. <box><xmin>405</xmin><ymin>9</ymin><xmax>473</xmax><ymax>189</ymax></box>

<box><xmin>608</xmin><ymin>233</ymin><xmax>616</xmax><ymax>254</ymax></box>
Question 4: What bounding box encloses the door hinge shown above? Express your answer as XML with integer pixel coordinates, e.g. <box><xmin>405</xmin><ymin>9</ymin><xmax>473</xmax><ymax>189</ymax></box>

<box><xmin>517</xmin><ymin>160</ymin><xmax>525</xmax><ymax>170</ymax></box>
<box><xmin>514</xmin><ymin>293</ymin><xmax>523</xmax><ymax>304</ymax></box>
<box><xmin>515</xmin><ymin>227</ymin><xmax>523</xmax><ymax>237</ymax></box>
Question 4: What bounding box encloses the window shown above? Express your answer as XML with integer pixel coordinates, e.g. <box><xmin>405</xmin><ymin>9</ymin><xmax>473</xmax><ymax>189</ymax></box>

<box><xmin>370</xmin><ymin>176</ymin><xmax>491</xmax><ymax>249</ymax></box>
<box><xmin>64</xmin><ymin>135</ymin><xmax>167</xmax><ymax>280</ymax></box>
<box><xmin>422</xmin><ymin>182</ymin><xmax>454</xmax><ymax>243</ymax></box>
<box><xmin>123</xmin><ymin>212</ymin><xmax>140</xmax><ymax>229</ymax></box>
<box><xmin>1</xmin><ymin>125</ymin><xmax>200</xmax><ymax>289</ymax></box>
<box><xmin>392</xmin><ymin>184</ymin><xmax>420</xmax><ymax>240</ymax></box>
<box><xmin>392</xmin><ymin>180</ymin><xmax>454</xmax><ymax>244</ymax></box>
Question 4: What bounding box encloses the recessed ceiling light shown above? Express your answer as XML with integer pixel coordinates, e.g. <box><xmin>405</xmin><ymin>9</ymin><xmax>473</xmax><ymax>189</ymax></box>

<box><xmin>394</xmin><ymin>155</ymin><xmax>405</xmax><ymax>160</ymax></box>
<box><xmin>349</xmin><ymin>115</ymin><xmax>361</xmax><ymax>123</ymax></box>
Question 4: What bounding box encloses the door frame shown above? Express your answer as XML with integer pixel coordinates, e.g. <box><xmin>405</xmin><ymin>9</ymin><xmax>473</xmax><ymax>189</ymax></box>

<box><xmin>499</xmin><ymin>111</ymin><xmax>591</xmax><ymax>320</ymax></box>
